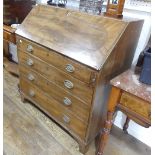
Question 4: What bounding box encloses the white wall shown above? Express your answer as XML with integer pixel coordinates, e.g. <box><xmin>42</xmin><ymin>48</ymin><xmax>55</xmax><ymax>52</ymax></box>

<box><xmin>124</xmin><ymin>10</ymin><xmax>151</xmax><ymax>65</ymax></box>
<box><xmin>114</xmin><ymin>9</ymin><xmax>151</xmax><ymax>147</ymax></box>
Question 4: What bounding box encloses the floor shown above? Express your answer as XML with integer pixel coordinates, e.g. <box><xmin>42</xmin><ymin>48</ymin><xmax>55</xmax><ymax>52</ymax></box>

<box><xmin>3</xmin><ymin>69</ymin><xmax>151</xmax><ymax>155</ymax></box>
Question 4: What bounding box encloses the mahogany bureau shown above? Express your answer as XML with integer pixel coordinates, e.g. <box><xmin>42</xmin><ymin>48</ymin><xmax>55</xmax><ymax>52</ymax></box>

<box><xmin>16</xmin><ymin>5</ymin><xmax>143</xmax><ymax>154</ymax></box>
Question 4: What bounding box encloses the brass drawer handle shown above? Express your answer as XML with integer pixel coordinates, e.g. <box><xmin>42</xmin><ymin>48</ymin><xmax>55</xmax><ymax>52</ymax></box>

<box><xmin>27</xmin><ymin>45</ymin><xmax>33</xmax><ymax>52</ymax></box>
<box><xmin>28</xmin><ymin>74</ymin><xmax>35</xmax><ymax>81</ymax></box>
<box><xmin>29</xmin><ymin>90</ymin><xmax>35</xmax><ymax>97</ymax></box>
<box><xmin>66</xmin><ymin>64</ymin><xmax>75</xmax><ymax>73</ymax></box>
<box><xmin>63</xmin><ymin>115</ymin><xmax>70</xmax><ymax>124</ymax></box>
<box><xmin>63</xmin><ymin>97</ymin><xmax>72</xmax><ymax>106</ymax></box>
<box><xmin>17</xmin><ymin>39</ymin><xmax>22</xmax><ymax>45</ymax></box>
<box><xmin>27</xmin><ymin>59</ymin><xmax>34</xmax><ymax>66</ymax></box>
<box><xmin>64</xmin><ymin>80</ymin><xmax>74</xmax><ymax>89</ymax></box>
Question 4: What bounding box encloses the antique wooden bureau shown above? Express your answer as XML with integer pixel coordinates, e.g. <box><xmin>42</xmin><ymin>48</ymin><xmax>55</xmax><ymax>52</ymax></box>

<box><xmin>16</xmin><ymin>5</ymin><xmax>143</xmax><ymax>153</ymax></box>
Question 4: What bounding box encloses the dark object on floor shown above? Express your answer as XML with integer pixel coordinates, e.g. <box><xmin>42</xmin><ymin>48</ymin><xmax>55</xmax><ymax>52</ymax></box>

<box><xmin>136</xmin><ymin>52</ymin><xmax>145</xmax><ymax>69</ymax></box>
<box><xmin>139</xmin><ymin>47</ymin><xmax>151</xmax><ymax>85</ymax></box>
<box><xmin>135</xmin><ymin>36</ymin><xmax>151</xmax><ymax>75</ymax></box>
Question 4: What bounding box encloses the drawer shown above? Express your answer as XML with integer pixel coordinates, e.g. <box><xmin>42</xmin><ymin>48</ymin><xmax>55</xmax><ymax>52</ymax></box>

<box><xmin>17</xmin><ymin>36</ymin><xmax>94</xmax><ymax>84</ymax></box>
<box><xmin>18</xmin><ymin>51</ymin><xmax>94</xmax><ymax>104</ymax></box>
<box><xmin>3</xmin><ymin>30</ymin><xmax>16</xmax><ymax>43</ymax></box>
<box><xmin>19</xmin><ymin>65</ymin><xmax>90</xmax><ymax>122</ymax></box>
<box><xmin>120</xmin><ymin>92</ymin><xmax>151</xmax><ymax>120</ymax></box>
<box><xmin>20</xmin><ymin>78</ymin><xmax>87</xmax><ymax>139</ymax></box>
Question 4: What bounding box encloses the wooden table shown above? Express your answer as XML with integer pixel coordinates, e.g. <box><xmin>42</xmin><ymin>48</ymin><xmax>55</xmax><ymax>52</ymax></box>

<box><xmin>3</xmin><ymin>25</ymin><xmax>16</xmax><ymax>57</ymax></box>
<box><xmin>97</xmin><ymin>69</ymin><xmax>151</xmax><ymax>155</ymax></box>
<box><xmin>3</xmin><ymin>24</ymin><xmax>19</xmax><ymax>76</ymax></box>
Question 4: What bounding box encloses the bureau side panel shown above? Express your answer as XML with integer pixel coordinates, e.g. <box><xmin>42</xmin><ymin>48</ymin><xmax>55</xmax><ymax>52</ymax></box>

<box><xmin>85</xmin><ymin>20</ymin><xmax>144</xmax><ymax>143</ymax></box>
<box><xmin>85</xmin><ymin>71</ymin><xmax>111</xmax><ymax>143</ymax></box>
<box><xmin>100</xmin><ymin>20</ymin><xmax>144</xmax><ymax>82</ymax></box>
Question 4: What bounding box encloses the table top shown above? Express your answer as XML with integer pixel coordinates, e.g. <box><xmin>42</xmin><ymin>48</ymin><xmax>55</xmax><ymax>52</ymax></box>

<box><xmin>110</xmin><ymin>69</ymin><xmax>151</xmax><ymax>102</ymax></box>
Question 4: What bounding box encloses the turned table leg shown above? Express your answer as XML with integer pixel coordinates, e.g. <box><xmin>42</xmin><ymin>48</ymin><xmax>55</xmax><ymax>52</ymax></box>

<box><xmin>96</xmin><ymin>112</ymin><xmax>113</xmax><ymax>155</ymax></box>
<box><xmin>96</xmin><ymin>87</ymin><xmax>121</xmax><ymax>155</ymax></box>
<box><xmin>123</xmin><ymin>116</ymin><xmax>130</xmax><ymax>134</ymax></box>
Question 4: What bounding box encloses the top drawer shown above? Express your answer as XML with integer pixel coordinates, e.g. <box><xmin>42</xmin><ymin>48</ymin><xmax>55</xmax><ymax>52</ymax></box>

<box><xmin>17</xmin><ymin>36</ymin><xmax>94</xmax><ymax>83</ymax></box>
<box><xmin>3</xmin><ymin>30</ymin><xmax>16</xmax><ymax>44</ymax></box>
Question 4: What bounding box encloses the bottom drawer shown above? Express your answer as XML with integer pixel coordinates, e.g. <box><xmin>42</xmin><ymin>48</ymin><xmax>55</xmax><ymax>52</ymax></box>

<box><xmin>120</xmin><ymin>92</ymin><xmax>151</xmax><ymax>120</ymax></box>
<box><xmin>20</xmin><ymin>78</ymin><xmax>87</xmax><ymax>139</ymax></box>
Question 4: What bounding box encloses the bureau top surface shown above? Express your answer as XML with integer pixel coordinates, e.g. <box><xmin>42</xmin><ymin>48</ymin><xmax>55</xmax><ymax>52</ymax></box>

<box><xmin>16</xmin><ymin>5</ymin><xmax>141</xmax><ymax>70</ymax></box>
<box><xmin>110</xmin><ymin>69</ymin><xmax>151</xmax><ymax>102</ymax></box>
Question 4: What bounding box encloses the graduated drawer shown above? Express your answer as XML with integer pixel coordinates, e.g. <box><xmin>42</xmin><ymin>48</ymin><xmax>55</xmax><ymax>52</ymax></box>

<box><xmin>20</xmin><ymin>78</ymin><xmax>87</xmax><ymax>139</ymax></box>
<box><xmin>17</xmin><ymin>36</ymin><xmax>93</xmax><ymax>84</ymax></box>
<box><xmin>19</xmin><ymin>65</ymin><xmax>90</xmax><ymax>122</ymax></box>
<box><xmin>120</xmin><ymin>92</ymin><xmax>151</xmax><ymax>120</ymax></box>
<box><xmin>18</xmin><ymin>51</ymin><xmax>93</xmax><ymax>104</ymax></box>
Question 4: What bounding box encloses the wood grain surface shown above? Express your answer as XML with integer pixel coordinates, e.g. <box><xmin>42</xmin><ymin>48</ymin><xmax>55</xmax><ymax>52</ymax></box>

<box><xmin>18</xmin><ymin>51</ymin><xmax>94</xmax><ymax>104</ymax></box>
<box><xmin>120</xmin><ymin>92</ymin><xmax>151</xmax><ymax>120</ymax></box>
<box><xmin>19</xmin><ymin>66</ymin><xmax>90</xmax><ymax>121</ymax></box>
<box><xmin>4</xmin><ymin>94</ymin><xmax>74</xmax><ymax>155</ymax></box>
<box><xmin>16</xmin><ymin>5</ymin><xmax>144</xmax><ymax>153</ymax></box>
<box><xmin>3</xmin><ymin>25</ymin><xmax>16</xmax><ymax>44</ymax></box>
<box><xmin>17</xmin><ymin>36</ymin><xmax>94</xmax><ymax>83</ymax></box>
<box><xmin>16</xmin><ymin>4</ymin><xmax>132</xmax><ymax>70</ymax></box>
<box><xmin>20</xmin><ymin>78</ymin><xmax>88</xmax><ymax>139</ymax></box>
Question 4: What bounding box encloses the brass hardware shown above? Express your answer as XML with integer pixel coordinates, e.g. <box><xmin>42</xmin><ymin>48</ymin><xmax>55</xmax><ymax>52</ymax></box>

<box><xmin>27</xmin><ymin>59</ymin><xmax>34</xmax><ymax>66</ymax></box>
<box><xmin>103</xmin><ymin>128</ymin><xmax>110</xmax><ymax>134</ymax></box>
<box><xmin>28</xmin><ymin>74</ymin><xmax>35</xmax><ymax>81</ymax></box>
<box><xmin>66</xmin><ymin>64</ymin><xmax>75</xmax><ymax>73</ymax></box>
<box><xmin>90</xmin><ymin>72</ymin><xmax>97</xmax><ymax>86</ymax></box>
<box><xmin>92</xmin><ymin>78</ymin><xmax>96</xmax><ymax>82</ymax></box>
<box><xmin>64</xmin><ymin>80</ymin><xmax>74</xmax><ymax>89</ymax></box>
<box><xmin>27</xmin><ymin>45</ymin><xmax>33</xmax><ymax>52</ymax></box>
<box><xmin>63</xmin><ymin>115</ymin><xmax>70</xmax><ymax>123</ymax></box>
<box><xmin>63</xmin><ymin>97</ymin><xmax>72</xmax><ymax>106</ymax></box>
<box><xmin>29</xmin><ymin>90</ymin><xmax>35</xmax><ymax>97</ymax></box>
